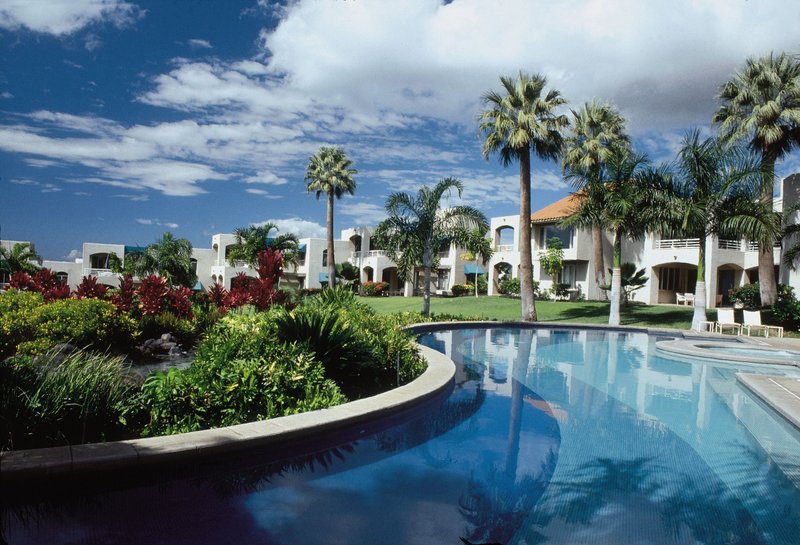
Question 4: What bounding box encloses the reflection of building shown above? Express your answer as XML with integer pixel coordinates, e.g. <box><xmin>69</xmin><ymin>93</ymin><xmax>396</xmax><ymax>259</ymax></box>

<box><xmin>7</xmin><ymin>226</ymin><xmax>482</xmax><ymax>293</ymax></box>
<box><xmin>487</xmin><ymin>174</ymin><xmax>800</xmax><ymax>307</ymax></box>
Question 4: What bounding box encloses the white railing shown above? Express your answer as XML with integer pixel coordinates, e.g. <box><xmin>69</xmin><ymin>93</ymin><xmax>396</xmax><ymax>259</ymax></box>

<box><xmin>351</xmin><ymin>250</ymin><xmax>388</xmax><ymax>258</ymax></box>
<box><xmin>717</xmin><ymin>239</ymin><xmax>741</xmax><ymax>250</ymax></box>
<box><xmin>495</xmin><ymin>244</ymin><xmax>514</xmax><ymax>252</ymax></box>
<box><xmin>655</xmin><ymin>238</ymin><xmax>700</xmax><ymax>249</ymax></box>
<box><xmin>83</xmin><ymin>268</ymin><xmax>113</xmax><ymax>276</ymax></box>
<box><xmin>746</xmin><ymin>241</ymin><xmax>782</xmax><ymax>251</ymax></box>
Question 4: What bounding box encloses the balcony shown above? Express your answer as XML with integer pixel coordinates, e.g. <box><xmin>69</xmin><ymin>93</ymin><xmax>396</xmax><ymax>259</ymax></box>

<box><xmin>655</xmin><ymin>238</ymin><xmax>700</xmax><ymax>249</ymax></box>
<box><xmin>83</xmin><ymin>268</ymin><xmax>113</xmax><ymax>276</ymax></box>
<box><xmin>351</xmin><ymin>250</ymin><xmax>388</xmax><ymax>258</ymax></box>
<box><xmin>495</xmin><ymin>244</ymin><xmax>514</xmax><ymax>252</ymax></box>
<box><xmin>717</xmin><ymin>239</ymin><xmax>742</xmax><ymax>250</ymax></box>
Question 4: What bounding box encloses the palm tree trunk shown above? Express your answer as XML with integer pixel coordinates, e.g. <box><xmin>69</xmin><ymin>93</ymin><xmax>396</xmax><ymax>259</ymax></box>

<box><xmin>327</xmin><ymin>191</ymin><xmax>336</xmax><ymax>289</ymax></box>
<box><xmin>422</xmin><ymin>245</ymin><xmax>433</xmax><ymax>316</ymax></box>
<box><xmin>691</xmin><ymin>237</ymin><xmax>707</xmax><ymax>330</ymax></box>
<box><xmin>474</xmin><ymin>259</ymin><xmax>479</xmax><ymax>298</ymax></box>
<box><xmin>592</xmin><ymin>226</ymin><xmax>607</xmax><ymax>298</ymax></box>
<box><xmin>609</xmin><ymin>231</ymin><xmax>622</xmax><ymax>326</ymax></box>
<box><xmin>519</xmin><ymin>148</ymin><xmax>537</xmax><ymax>321</ymax></box>
<box><xmin>758</xmin><ymin>153</ymin><xmax>778</xmax><ymax>306</ymax></box>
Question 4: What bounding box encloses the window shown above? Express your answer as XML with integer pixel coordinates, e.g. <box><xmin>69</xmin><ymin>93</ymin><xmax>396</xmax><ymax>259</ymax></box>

<box><xmin>658</xmin><ymin>267</ymin><xmax>680</xmax><ymax>290</ymax></box>
<box><xmin>539</xmin><ymin>225</ymin><xmax>573</xmax><ymax>249</ymax></box>
<box><xmin>322</xmin><ymin>250</ymin><xmax>327</xmax><ymax>267</ymax></box>
<box><xmin>559</xmin><ymin>264</ymin><xmax>577</xmax><ymax>288</ymax></box>
<box><xmin>436</xmin><ymin>268</ymin><xmax>450</xmax><ymax>290</ymax></box>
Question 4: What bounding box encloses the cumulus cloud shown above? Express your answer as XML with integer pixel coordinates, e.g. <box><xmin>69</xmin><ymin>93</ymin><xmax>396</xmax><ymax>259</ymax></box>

<box><xmin>136</xmin><ymin>218</ymin><xmax>179</xmax><ymax>229</ymax></box>
<box><xmin>187</xmin><ymin>38</ymin><xmax>212</xmax><ymax>50</ymax></box>
<box><xmin>254</xmin><ymin>217</ymin><xmax>327</xmax><ymax>240</ymax></box>
<box><xmin>0</xmin><ymin>0</ymin><xmax>144</xmax><ymax>36</ymax></box>
<box><xmin>63</xmin><ymin>249</ymin><xmax>82</xmax><ymax>261</ymax></box>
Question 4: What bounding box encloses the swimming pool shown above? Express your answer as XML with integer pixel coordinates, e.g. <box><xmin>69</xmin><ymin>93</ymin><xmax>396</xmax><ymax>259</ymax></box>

<box><xmin>4</xmin><ymin>326</ymin><xmax>800</xmax><ymax>544</ymax></box>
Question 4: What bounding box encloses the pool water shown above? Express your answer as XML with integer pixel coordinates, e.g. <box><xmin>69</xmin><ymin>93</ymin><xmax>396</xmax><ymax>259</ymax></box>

<box><xmin>4</xmin><ymin>327</ymin><xmax>800</xmax><ymax>545</ymax></box>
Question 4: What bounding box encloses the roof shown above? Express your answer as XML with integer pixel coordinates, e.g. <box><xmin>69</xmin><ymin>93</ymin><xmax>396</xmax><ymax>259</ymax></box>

<box><xmin>530</xmin><ymin>193</ymin><xmax>584</xmax><ymax>224</ymax></box>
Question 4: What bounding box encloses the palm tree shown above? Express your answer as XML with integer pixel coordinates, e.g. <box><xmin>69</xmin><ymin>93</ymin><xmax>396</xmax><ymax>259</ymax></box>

<box><xmin>305</xmin><ymin>146</ymin><xmax>357</xmax><ymax>289</ymax></box>
<box><xmin>227</xmin><ymin>223</ymin><xmax>300</xmax><ymax>268</ymax></box>
<box><xmin>562</xmin><ymin>100</ymin><xmax>630</xmax><ymax>292</ymax></box>
<box><xmin>373</xmin><ymin>178</ymin><xmax>488</xmax><ymax>316</ymax></box>
<box><xmin>565</xmin><ymin>148</ymin><xmax>667</xmax><ymax>325</ymax></box>
<box><xmin>478</xmin><ymin>71</ymin><xmax>568</xmax><ymax>321</ymax></box>
<box><xmin>461</xmin><ymin>227</ymin><xmax>494</xmax><ymax>297</ymax></box>
<box><xmin>666</xmin><ymin>130</ymin><xmax>779</xmax><ymax>330</ymax></box>
<box><xmin>0</xmin><ymin>242</ymin><xmax>41</xmax><ymax>275</ymax></box>
<box><xmin>126</xmin><ymin>232</ymin><xmax>196</xmax><ymax>288</ymax></box>
<box><xmin>713</xmin><ymin>51</ymin><xmax>800</xmax><ymax>306</ymax></box>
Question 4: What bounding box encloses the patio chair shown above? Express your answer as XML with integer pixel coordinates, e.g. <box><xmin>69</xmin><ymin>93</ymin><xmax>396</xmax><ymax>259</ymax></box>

<box><xmin>676</xmin><ymin>292</ymin><xmax>687</xmax><ymax>305</ymax></box>
<box><xmin>742</xmin><ymin>309</ymin><xmax>784</xmax><ymax>338</ymax></box>
<box><xmin>715</xmin><ymin>308</ymin><xmax>741</xmax><ymax>335</ymax></box>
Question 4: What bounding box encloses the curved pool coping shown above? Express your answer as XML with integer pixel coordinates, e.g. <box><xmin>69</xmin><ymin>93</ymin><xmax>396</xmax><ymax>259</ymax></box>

<box><xmin>0</xmin><ymin>332</ymin><xmax>456</xmax><ymax>482</ymax></box>
<box><xmin>656</xmin><ymin>338</ymin><xmax>800</xmax><ymax>367</ymax></box>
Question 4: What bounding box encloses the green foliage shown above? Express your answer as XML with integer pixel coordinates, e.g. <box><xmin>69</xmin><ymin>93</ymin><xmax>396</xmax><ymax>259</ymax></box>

<box><xmin>551</xmin><ymin>282</ymin><xmax>571</xmax><ymax>300</ymax></box>
<box><xmin>728</xmin><ymin>282</ymin><xmax>761</xmax><ymax>309</ymax></box>
<box><xmin>1</xmin><ymin>349</ymin><xmax>143</xmax><ymax>450</ymax></box>
<box><xmin>600</xmin><ymin>263</ymin><xmax>649</xmax><ymax>305</ymax></box>
<box><xmin>770</xmin><ymin>285</ymin><xmax>800</xmax><ymax>330</ymax></box>
<box><xmin>138</xmin><ymin>311</ymin><xmax>196</xmax><ymax>345</ymax></box>
<box><xmin>498</xmin><ymin>277</ymin><xmax>521</xmax><ymax>296</ymax></box>
<box><xmin>2</xmin><ymin>295</ymin><xmax>136</xmax><ymax>358</ymax></box>
<box><xmin>362</xmin><ymin>281</ymin><xmax>389</xmax><ymax>296</ymax></box>
<box><xmin>540</xmin><ymin>237</ymin><xmax>565</xmax><ymax>278</ymax></box>
<box><xmin>451</xmin><ymin>284</ymin><xmax>472</xmax><ymax>297</ymax></box>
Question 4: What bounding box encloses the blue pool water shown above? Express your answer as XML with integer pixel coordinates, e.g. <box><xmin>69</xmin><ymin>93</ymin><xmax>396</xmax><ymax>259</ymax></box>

<box><xmin>5</xmin><ymin>327</ymin><xmax>800</xmax><ymax>544</ymax></box>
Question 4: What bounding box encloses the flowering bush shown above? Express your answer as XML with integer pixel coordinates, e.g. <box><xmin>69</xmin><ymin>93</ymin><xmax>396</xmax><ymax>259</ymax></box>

<box><xmin>75</xmin><ymin>275</ymin><xmax>108</xmax><ymax>300</ymax></box>
<box><xmin>451</xmin><ymin>284</ymin><xmax>472</xmax><ymax>296</ymax></box>
<box><xmin>362</xmin><ymin>281</ymin><xmax>389</xmax><ymax>296</ymax></box>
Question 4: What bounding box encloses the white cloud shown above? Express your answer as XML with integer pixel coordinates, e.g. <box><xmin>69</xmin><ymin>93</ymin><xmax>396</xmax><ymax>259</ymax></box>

<box><xmin>63</xmin><ymin>249</ymin><xmax>82</xmax><ymax>261</ymax></box>
<box><xmin>187</xmin><ymin>38</ymin><xmax>212</xmax><ymax>50</ymax></box>
<box><xmin>1</xmin><ymin>91</ymin><xmax>14</xmax><ymax>99</ymax></box>
<box><xmin>0</xmin><ymin>0</ymin><xmax>144</xmax><ymax>36</ymax></box>
<box><xmin>338</xmin><ymin>201</ymin><xmax>387</xmax><ymax>226</ymax></box>
<box><xmin>254</xmin><ymin>217</ymin><xmax>327</xmax><ymax>240</ymax></box>
<box><xmin>136</xmin><ymin>218</ymin><xmax>179</xmax><ymax>229</ymax></box>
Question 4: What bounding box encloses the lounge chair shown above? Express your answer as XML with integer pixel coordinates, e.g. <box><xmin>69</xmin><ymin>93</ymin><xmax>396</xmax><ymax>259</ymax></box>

<box><xmin>715</xmin><ymin>308</ymin><xmax>741</xmax><ymax>335</ymax></box>
<box><xmin>676</xmin><ymin>292</ymin><xmax>687</xmax><ymax>305</ymax></box>
<box><xmin>742</xmin><ymin>310</ymin><xmax>784</xmax><ymax>338</ymax></box>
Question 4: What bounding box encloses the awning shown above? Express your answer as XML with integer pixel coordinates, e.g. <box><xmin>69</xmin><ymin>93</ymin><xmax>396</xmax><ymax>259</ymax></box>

<box><xmin>124</xmin><ymin>245</ymin><xmax>146</xmax><ymax>254</ymax></box>
<box><xmin>298</xmin><ymin>243</ymin><xmax>307</xmax><ymax>252</ymax></box>
<box><xmin>193</xmin><ymin>281</ymin><xmax>203</xmax><ymax>291</ymax></box>
<box><xmin>319</xmin><ymin>272</ymin><xmax>328</xmax><ymax>282</ymax></box>
<box><xmin>464</xmin><ymin>264</ymin><xmax>485</xmax><ymax>275</ymax></box>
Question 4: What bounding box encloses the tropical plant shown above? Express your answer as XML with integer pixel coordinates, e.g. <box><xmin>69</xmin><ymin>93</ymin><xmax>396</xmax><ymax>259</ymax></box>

<box><xmin>562</xmin><ymin>100</ymin><xmax>630</xmax><ymax>291</ymax></box>
<box><xmin>663</xmin><ymin>129</ymin><xmax>778</xmax><ymax>329</ymax></box>
<box><xmin>713</xmin><ymin>51</ymin><xmax>800</xmax><ymax>306</ymax></box>
<box><xmin>728</xmin><ymin>282</ymin><xmax>761</xmax><ymax>309</ymax></box>
<box><xmin>227</xmin><ymin>223</ymin><xmax>300</xmax><ymax>268</ymax></box>
<box><xmin>498</xmin><ymin>277</ymin><xmax>521</xmax><ymax>296</ymax></box>
<box><xmin>599</xmin><ymin>262</ymin><xmax>648</xmax><ymax>305</ymax></box>
<box><xmin>75</xmin><ymin>275</ymin><xmax>108</xmax><ymax>299</ymax></box>
<box><xmin>461</xmin><ymin>227</ymin><xmax>493</xmax><ymax>297</ymax></box>
<box><xmin>479</xmin><ymin>71</ymin><xmax>569</xmax><ymax>321</ymax></box>
<box><xmin>305</xmin><ymin>146</ymin><xmax>358</xmax><ymax>289</ymax></box>
<box><xmin>373</xmin><ymin>178</ymin><xmax>488</xmax><ymax>316</ymax></box>
<box><xmin>564</xmin><ymin>147</ymin><xmax>668</xmax><ymax>325</ymax></box>
<box><xmin>125</xmin><ymin>232</ymin><xmax>196</xmax><ymax>288</ymax></box>
<box><xmin>0</xmin><ymin>241</ymin><xmax>41</xmax><ymax>275</ymax></box>
<box><xmin>362</xmin><ymin>280</ymin><xmax>389</xmax><ymax>296</ymax></box>
<box><xmin>539</xmin><ymin>236</ymin><xmax>564</xmax><ymax>279</ymax></box>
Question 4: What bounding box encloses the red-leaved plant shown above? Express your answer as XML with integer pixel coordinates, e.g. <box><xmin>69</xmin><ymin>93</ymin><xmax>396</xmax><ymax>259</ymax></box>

<box><xmin>75</xmin><ymin>275</ymin><xmax>108</xmax><ymax>300</ymax></box>
<box><xmin>137</xmin><ymin>275</ymin><xmax>170</xmax><ymax>316</ymax></box>
<box><xmin>168</xmin><ymin>286</ymin><xmax>193</xmax><ymax>319</ymax></box>
<box><xmin>110</xmin><ymin>275</ymin><xmax>136</xmax><ymax>314</ymax></box>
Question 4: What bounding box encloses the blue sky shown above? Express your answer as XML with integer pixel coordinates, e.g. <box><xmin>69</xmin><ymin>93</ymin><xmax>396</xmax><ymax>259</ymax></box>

<box><xmin>2</xmin><ymin>0</ymin><xmax>799</xmax><ymax>261</ymax></box>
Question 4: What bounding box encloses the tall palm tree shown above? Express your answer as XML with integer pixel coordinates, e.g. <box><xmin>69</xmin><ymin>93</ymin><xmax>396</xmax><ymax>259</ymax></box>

<box><xmin>127</xmin><ymin>232</ymin><xmax>196</xmax><ymax>288</ymax></box>
<box><xmin>562</xmin><ymin>100</ymin><xmax>630</xmax><ymax>292</ymax></box>
<box><xmin>227</xmin><ymin>223</ymin><xmax>300</xmax><ymax>268</ymax></box>
<box><xmin>478</xmin><ymin>71</ymin><xmax>568</xmax><ymax>321</ymax></box>
<box><xmin>713</xmin><ymin>51</ymin><xmax>800</xmax><ymax>306</ymax></box>
<box><xmin>667</xmin><ymin>130</ymin><xmax>779</xmax><ymax>330</ymax></box>
<box><xmin>0</xmin><ymin>242</ymin><xmax>41</xmax><ymax>275</ymax></box>
<box><xmin>373</xmin><ymin>178</ymin><xmax>487</xmax><ymax>316</ymax></box>
<box><xmin>565</xmin><ymin>148</ymin><xmax>667</xmax><ymax>325</ymax></box>
<box><xmin>305</xmin><ymin>146</ymin><xmax>358</xmax><ymax>289</ymax></box>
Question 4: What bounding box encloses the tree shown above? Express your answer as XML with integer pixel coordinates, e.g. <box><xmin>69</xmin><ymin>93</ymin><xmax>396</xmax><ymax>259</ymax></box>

<box><xmin>126</xmin><ymin>232</ymin><xmax>196</xmax><ymax>288</ymax></box>
<box><xmin>461</xmin><ymin>227</ymin><xmax>494</xmax><ymax>297</ymax></box>
<box><xmin>305</xmin><ymin>146</ymin><xmax>357</xmax><ymax>289</ymax></box>
<box><xmin>373</xmin><ymin>178</ymin><xmax>488</xmax><ymax>316</ymax></box>
<box><xmin>562</xmin><ymin>100</ymin><xmax>630</xmax><ymax>293</ymax></box>
<box><xmin>713</xmin><ymin>51</ymin><xmax>800</xmax><ymax>306</ymax></box>
<box><xmin>664</xmin><ymin>129</ymin><xmax>779</xmax><ymax>330</ymax></box>
<box><xmin>0</xmin><ymin>242</ymin><xmax>41</xmax><ymax>275</ymax></box>
<box><xmin>599</xmin><ymin>262</ymin><xmax>648</xmax><ymax>305</ymax></box>
<box><xmin>565</xmin><ymin>147</ymin><xmax>667</xmax><ymax>325</ymax></box>
<box><xmin>227</xmin><ymin>223</ymin><xmax>300</xmax><ymax>268</ymax></box>
<box><xmin>540</xmin><ymin>236</ymin><xmax>565</xmax><ymax>298</ymax></box>
<box><xmin>479</xmin><ymin>71</ymin><xmax>569</xmax><ymax>321</ymax></box>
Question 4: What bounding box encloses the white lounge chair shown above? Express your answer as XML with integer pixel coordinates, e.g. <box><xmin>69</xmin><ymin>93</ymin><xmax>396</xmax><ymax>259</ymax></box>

<box><xmin>676</xmin><ymin>292</ymin><xmax>687</xmax><ymax>305</ymax></box>
<box><xmin>715</xmin><ymin>308</ymin><xmax>741</xmax><ymax>335</ymax></box>
<box><xmin>742</xmin><ymin>310</ymin><xmax>784</xmax><ymax>338</ymax></box>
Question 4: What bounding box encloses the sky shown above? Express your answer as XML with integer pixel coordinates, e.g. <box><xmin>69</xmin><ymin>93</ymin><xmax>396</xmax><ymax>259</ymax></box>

<box><xmin>1</xmin><ymin>0</ymin><xmax>800</xmax><ymax>261</ymax></box>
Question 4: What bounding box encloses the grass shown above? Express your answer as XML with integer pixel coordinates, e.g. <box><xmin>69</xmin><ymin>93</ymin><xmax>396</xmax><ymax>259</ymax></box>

<box><xmin>358</xmin><ymin>295</ymin><xmax>702</xmax><ymax>330</ymax></box>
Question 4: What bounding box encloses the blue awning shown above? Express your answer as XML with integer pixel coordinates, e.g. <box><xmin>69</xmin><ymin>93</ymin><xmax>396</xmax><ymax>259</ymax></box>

<box><xmin>298</xmin><ymin>243</ymin><xmax>307</xmax><ymax>252</ymax></box>
<box><xmin>193</xmin><ymin>281</ymin><xmax>203</xmax><ymax>291</ymax></box>
<box><xmin>464</xmin><ymin>264</ymin><xmax>485</xmax><ymax>275</ymax></box>
<box><xmin>124</xmin><ymin>245</ymin><xmax>146</xmax><ymax>254</ymax></box>
<box><xmin>319</xmin><ymin>272</ymin><xmax>328</xmax><ymax>282</ymax></box>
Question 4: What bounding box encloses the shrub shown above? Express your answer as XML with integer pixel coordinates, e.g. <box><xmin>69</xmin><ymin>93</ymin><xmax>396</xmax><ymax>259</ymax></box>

<box><xmin>0</xmin><ymin>349</ymin><xmax>143</xmax><ymax>450</ymax></box>
<box><xmin>772</xmin><ymin>284</ymin><xmax>800</xmax><ymax>330</ymax></box>
<box><xmin>551</xmin><ymin>282</ymin><xmax>571</xmax><ymax>300</ymax></box>
<box><xmin>138</xmin><ymin>311</ymin><xmax>196</xmax><ymax>345</ymax></box>
<box><xmin>109</xmin><ymin>275</ymin><xmax>136</xmax><ymax>314</ymax></box>
<box><xmin>451</xmin><ymin>284</ymin><xmax>471</xmax><ymax>297</ymax></box>
<box><xmin>362</xmin><ymin>281</ymin><xmax>389</xmax><ymax>296</ymax></box>
<box><xmin>137</xmin><ymin>275</ymin><xmax>170</xmax><ymax>316</ymax></box>
<box><xmin>74</xmin><ymin>276</ymin><xmax>108</xmax><ymax>300</ymax></box>
<box><xmin>498</xmin><ymin>277</ymin><xmax>520</xmax><ymax>296</ymax></box>
<box><xmin>0</xmin><ymin>290</ymin><xmax>44</xmax><ymax>359</ymax></box>
<box><xmin>729</xmin><ymin>282</ymin><xmax>761</xmax><ymax>309</ymax></box>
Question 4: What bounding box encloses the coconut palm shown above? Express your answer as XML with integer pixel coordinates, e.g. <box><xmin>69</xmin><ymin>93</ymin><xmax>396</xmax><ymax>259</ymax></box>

<box><xmin>562</xmin><ymin>100</ymin><xmax>630</xmax><ymax>291</ymax></box>
<box><xmin>0</xmin><ymin>241</ymin><xmax>41</xmax><ymax>275</ymax></box>
<box><xmin>227</xmin><ymin>223</ymin><xmax>300</xmax><ymax>268</ymax></box>
<box><xmin>373</xmin><ymin>178</ymin><xmax>488</xmax><ymax>316</ymax></box>
<box><xmin>713</xmin><ymin>51</ymin><xmax>800</xmax><ymax>305</ymax></box>
<box><xmin>565</xmin><ymin>147</ymin><xmax>667</xmax><ymax>325</ymax></box>
<box><xmin>126</xmin><ymin>232</ymin><xmax>196</xmax><ymax>288</ymax></box>
<box><xmin>305</xmin><ymin>146</ymin><xmax>357</xmax><ymax>289</ymax></box>
<box><xmin>666</xmin><ymin>130</ymin><xmax>779</xmax><ymax>329</ymax></box>
<box><xmin>478</xmin><ymin>71</ymin><xmax>569</xmax><ymax>321</ymax></box>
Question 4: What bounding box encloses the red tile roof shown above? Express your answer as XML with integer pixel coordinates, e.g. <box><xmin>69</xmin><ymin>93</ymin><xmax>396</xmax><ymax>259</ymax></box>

<box><xmin>530</xmin><ymin>193</ymin><xmax>584</xmax><ymax>224</ymax></box>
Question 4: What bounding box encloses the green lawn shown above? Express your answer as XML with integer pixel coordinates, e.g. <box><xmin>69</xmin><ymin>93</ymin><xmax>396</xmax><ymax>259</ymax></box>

<box><xmin>358</xmin><ymin>295</ymin><xmax>702</xmax><ymax>330</ymax></box>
